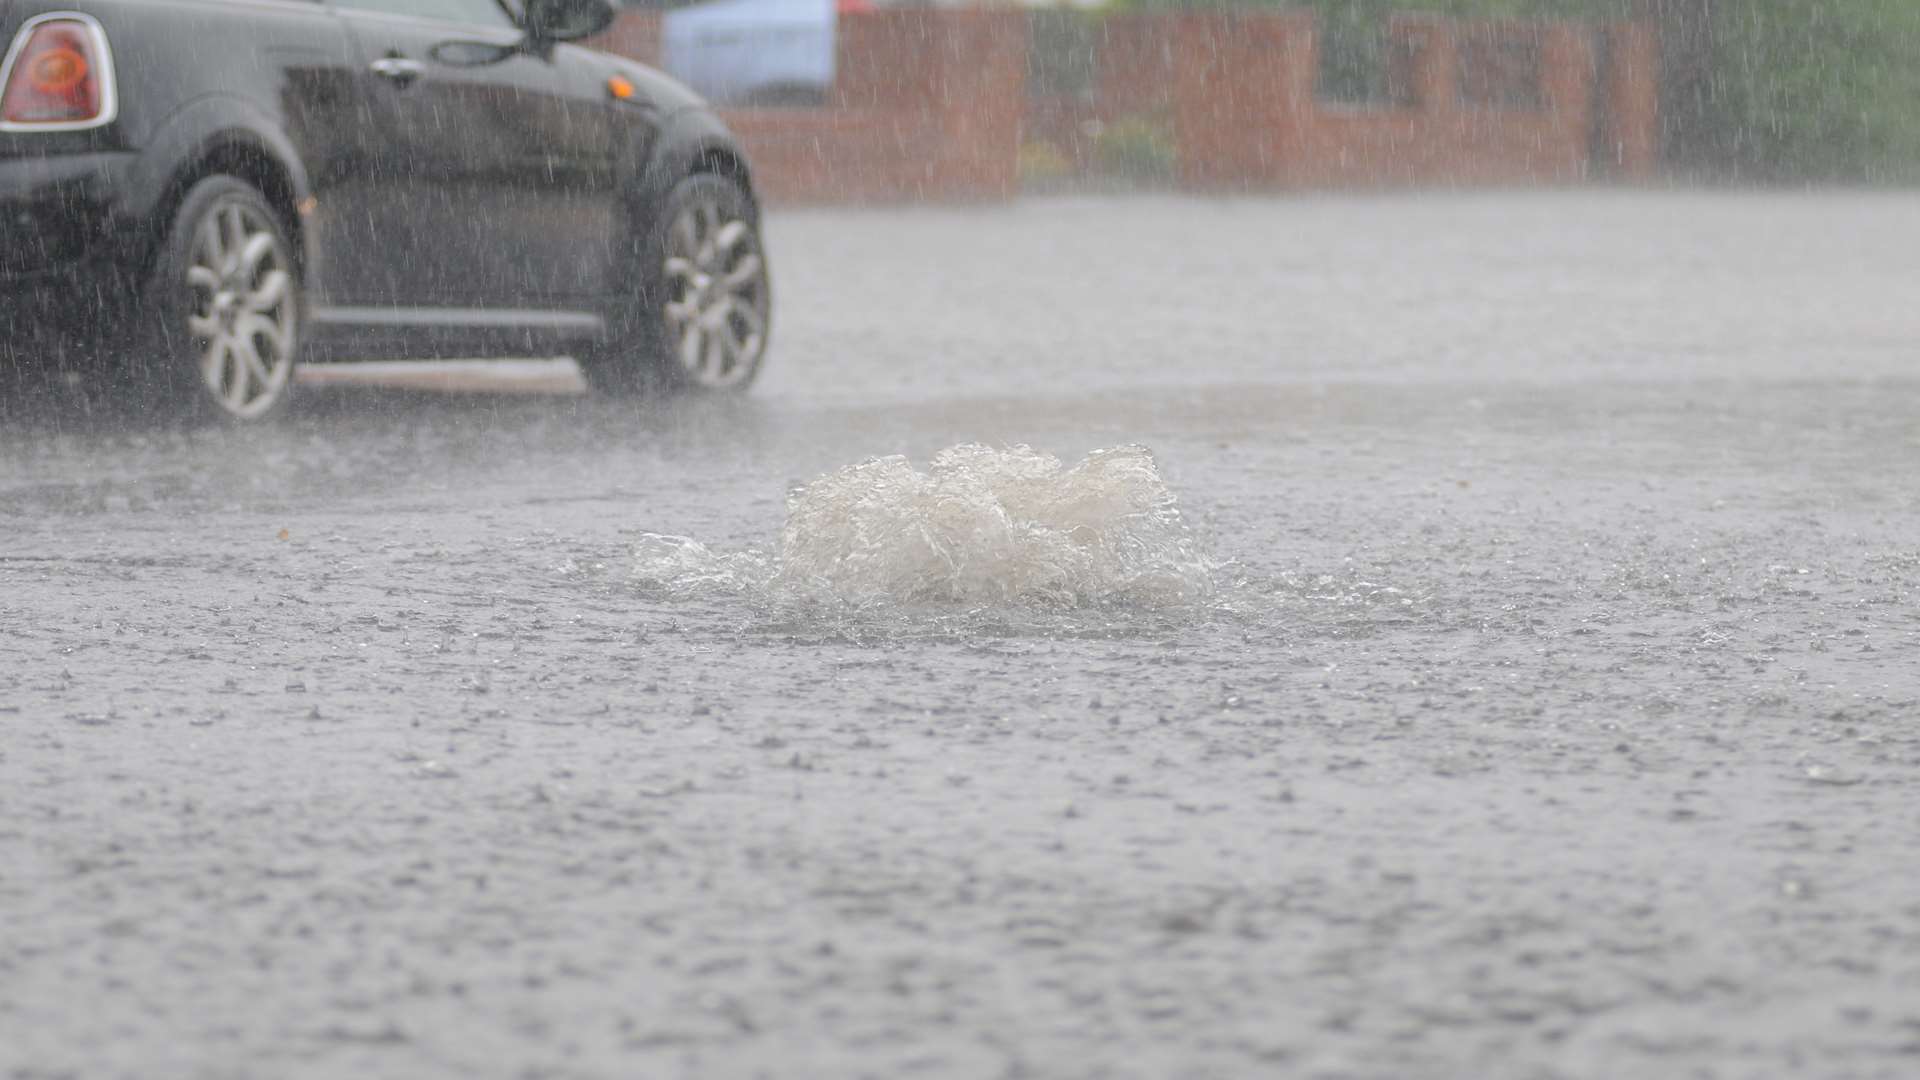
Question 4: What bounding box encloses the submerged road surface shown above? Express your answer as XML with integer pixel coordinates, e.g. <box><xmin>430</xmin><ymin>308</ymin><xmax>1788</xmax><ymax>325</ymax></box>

<box><xmin>3</xmin><ymin>193</ymin><xmax>1919</xmax><ymax>1079</ymax></box>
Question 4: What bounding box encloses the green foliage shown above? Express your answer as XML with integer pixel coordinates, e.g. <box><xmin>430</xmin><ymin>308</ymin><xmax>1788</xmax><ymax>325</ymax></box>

<box><xmin>1017</xmin><ymin>140</ymin><xmax>1076</xmax><ymax>186</ymax></box>
<box><xmin>1029</xmin><ymin>9</ymin><xmax>1101</xmax><ymax>99</ymax></box>
<box><xmin>1707</xmin><ymin>0</ymin><xmax>1920</xmax><ymax>182</ymax></box>
<box><xmin>1093</xmin><ymin>114</ymin><xmax>1180</xmax><ymax>183</ymax></box>
<box><xmin>1114</xmin><ymin>0</ymin><xmax>1629</xmax><ymax>16</ymax></box>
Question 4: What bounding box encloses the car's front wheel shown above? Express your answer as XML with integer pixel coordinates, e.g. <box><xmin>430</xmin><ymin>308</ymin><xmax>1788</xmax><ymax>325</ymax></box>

<box><xmin>131</xmin><ymin>176</ymin><xmax>302</xmax><ymax>422</ymax></box>
<box><xmin>584</xmin><ymin>173</ymin><xmax>771</xmax><ymax>397</ymax></box>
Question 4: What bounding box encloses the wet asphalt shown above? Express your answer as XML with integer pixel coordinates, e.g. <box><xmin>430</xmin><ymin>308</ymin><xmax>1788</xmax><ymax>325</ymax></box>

<box><xmin>3</xmin><ymin>192</ymin><xmax>1919</xmax><ymax>1079</ymax></box>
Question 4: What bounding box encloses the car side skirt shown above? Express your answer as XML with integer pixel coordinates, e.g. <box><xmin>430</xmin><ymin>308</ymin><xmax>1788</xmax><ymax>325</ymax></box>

<box><xmin>303</xmin><ymin>305</ymin><xmax>608</xmax><ymax>363</ymax></box>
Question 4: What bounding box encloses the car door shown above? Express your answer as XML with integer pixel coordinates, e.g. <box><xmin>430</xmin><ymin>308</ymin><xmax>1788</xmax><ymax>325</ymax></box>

<box><xmin>324</xmin><ymin>0</ymin><xmax>621</xmax><ymax>311</ymax></box>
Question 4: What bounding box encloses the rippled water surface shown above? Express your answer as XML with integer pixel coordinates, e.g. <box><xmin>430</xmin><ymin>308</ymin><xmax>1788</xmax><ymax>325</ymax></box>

<box><xmin>3</xmin><ymin>194</ymin><xmax>1919</xmax><ymax>1079</ymax></box>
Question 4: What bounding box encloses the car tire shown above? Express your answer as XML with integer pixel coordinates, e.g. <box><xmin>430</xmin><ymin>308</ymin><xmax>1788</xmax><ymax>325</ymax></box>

<box><xmin>125</xmin><ymin>176</ymin><xmax>303</xmax><ymax>422</ymax></box>
<box><xmin>583</xmin><ymin>173</ymin><xmax>771</xmax><ymax>397</ymax></box>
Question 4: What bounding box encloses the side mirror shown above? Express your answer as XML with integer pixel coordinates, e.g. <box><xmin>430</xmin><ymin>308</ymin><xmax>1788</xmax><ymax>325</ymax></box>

<box><xmin>524</xmin><ymin>0</ymin><xmax>616</xmax><ymax>43</ymax></box>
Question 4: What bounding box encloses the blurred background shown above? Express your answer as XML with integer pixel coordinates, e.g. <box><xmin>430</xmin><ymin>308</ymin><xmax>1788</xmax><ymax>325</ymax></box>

<box><xmin>589</xmin><ymin>0</ymin><xmax>1920</xmax><ymax>204</ymax></box>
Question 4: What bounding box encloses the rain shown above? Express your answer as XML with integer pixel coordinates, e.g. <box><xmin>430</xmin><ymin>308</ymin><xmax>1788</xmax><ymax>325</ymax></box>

<box><xmin>3</xmin><ymin>1</ymin><xmax>1919</xmax><ymax>1077</ymax></box>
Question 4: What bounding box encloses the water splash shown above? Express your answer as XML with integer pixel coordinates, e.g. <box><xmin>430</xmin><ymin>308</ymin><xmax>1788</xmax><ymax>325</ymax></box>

<box><xmin>628</xmin><ymin>533</ymin><xmax>769</xmax><ymax>599</ymax></box>
<box><xmin>631</xmin><ymin>444</ymin><xmax>1216</xmax><ymax>610</ymax></box>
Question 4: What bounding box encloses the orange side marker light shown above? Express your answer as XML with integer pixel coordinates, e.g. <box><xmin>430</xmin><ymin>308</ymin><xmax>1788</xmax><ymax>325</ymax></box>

<box><xmin>607</xmin><ymin>75</ymin><xmax>635</xmax><ymax>101</ymax></box>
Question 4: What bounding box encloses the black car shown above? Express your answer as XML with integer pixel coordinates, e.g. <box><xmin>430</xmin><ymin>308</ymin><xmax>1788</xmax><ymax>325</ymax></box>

<box><xmin>0</xmin><ymin>0</ymin><xmax>773</xmax><ymax>420</ymax></box>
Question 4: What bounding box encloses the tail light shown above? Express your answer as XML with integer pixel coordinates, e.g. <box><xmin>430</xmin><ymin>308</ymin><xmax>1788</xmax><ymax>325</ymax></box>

<box><xmin>0</xmin><ymin>14</ymin><xmax>117</xmax><ymax>131</ymax></box>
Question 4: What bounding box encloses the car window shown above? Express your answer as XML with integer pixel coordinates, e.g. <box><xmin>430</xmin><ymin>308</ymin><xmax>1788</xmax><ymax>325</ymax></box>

<box><xmin>330</xmin><ymin>0</ymin><xmax>517</xmax><ymax>29</ymax></box>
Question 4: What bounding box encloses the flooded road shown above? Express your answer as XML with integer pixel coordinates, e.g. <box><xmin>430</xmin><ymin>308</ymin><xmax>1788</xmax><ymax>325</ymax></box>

<box><xmin>4</xmin><ymin>193</ymin><xmax>1919</xmax><ymax>1078</ymax></box>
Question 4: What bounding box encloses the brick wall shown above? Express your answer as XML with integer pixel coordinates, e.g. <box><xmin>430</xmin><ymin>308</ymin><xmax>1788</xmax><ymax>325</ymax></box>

<box><xmin>1601</xmin><ymin>20</ymin><xmax>1660</xmax><ymax>180</ymax></box>
<box><xmin>591</xmin><ymin>12</ymin><xmax>662</xmax><ymax>68</ymax></box>
<box><xmin>591</xmin><ymin>8</ymin><xmax>1660</xmax><ymax>204</ymax></box>
<box><xmin>1167</xmin><ymin>12</ymin><xmax>1600</xmax><ymax>189</ymax></box>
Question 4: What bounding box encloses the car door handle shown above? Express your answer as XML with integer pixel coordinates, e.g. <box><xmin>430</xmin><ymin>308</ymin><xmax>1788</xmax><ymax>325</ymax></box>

<box><xmin>370</xmin><ymin>57</ymin><xmax>425</xmax><ymax>86</ymax></box>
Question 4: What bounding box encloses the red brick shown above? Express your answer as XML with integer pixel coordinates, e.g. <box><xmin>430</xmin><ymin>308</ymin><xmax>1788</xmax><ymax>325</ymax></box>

<box><xmin>593</xmin><ymin>8</ymin><xmax>1656</xmax><ymax>202</ymax></box>
<box><xmin>1602</xmin><ymin>21</ymin><xmax>1661</xmax><ymax>179</ymax></box>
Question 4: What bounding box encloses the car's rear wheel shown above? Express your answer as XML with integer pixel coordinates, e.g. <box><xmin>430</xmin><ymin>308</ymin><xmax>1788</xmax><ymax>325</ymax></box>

<box><xmin>130</xmin><ymin>176</ymin><xmax>302</xmax><ymax>422</ymax></box>
<box><xmin>584</xmin><ymin>173</ymin><xmax>771</xmax><ymax>397</ymax></box>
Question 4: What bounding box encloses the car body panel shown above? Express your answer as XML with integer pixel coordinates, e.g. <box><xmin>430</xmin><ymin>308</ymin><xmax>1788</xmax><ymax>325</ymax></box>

<box><xmin>328</xmin><ymin>8</ymin><xmax>625</xmax><ymax>309</ymax></box>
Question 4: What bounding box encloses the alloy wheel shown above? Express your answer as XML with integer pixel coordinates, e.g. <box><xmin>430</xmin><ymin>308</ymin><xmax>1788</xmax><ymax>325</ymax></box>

<box><xmin>184</xmin><ymin>198</ymin><xmax>297</xmax><ymax>419</ymax></box>
<box><xmin>660</xmin><ymin>197</ymin><xmax>768</xmax><ymax>390</ymax></box>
